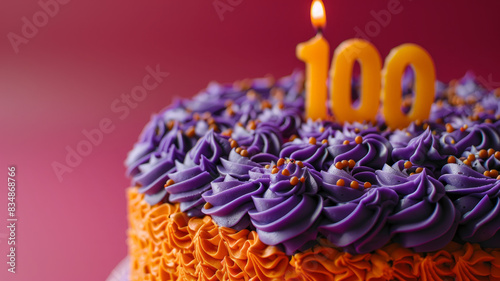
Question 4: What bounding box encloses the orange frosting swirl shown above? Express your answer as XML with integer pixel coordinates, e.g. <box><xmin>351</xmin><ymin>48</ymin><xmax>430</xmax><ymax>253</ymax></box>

<box><xmin>127</xmin><ymin>188</ymin><xmax>500</xmax><ymax>281</ymax></box>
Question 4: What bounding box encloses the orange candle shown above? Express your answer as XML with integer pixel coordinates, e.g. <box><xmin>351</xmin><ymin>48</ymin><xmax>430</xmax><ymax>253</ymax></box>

<box><xmin>296</xmin><ymin>0</ymin><xmax>329</xmax><ymax>120</ymax></box>
<box><xmin>330</xmin><ymin>39</ymin><xmax>382</xmax><ymax>123</ymax></box>
<box><xmin>382</xmin><ymin>44</ymin><xmax>436</xmax><ymax>129</ymax></box>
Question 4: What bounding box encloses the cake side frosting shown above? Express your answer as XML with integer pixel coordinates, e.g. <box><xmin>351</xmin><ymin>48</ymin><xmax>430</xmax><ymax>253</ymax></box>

<box><xmin>128</xmin><ymin>188</ymin><xmax>500</xmax><ymax>281</ymax></box>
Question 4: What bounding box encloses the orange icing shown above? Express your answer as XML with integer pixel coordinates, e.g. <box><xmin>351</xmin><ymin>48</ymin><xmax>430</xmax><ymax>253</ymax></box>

<box><xmin>127</xmin><ymin>188</ymin><xmax>500</xmax><ymax>280</ymax></box>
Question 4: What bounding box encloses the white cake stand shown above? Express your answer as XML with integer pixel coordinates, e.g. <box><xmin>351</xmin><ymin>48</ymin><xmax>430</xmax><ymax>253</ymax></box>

<box><xmin>106</xmin><ymin>256</ymin><xmax>130</xmax><ymax>281</ymax></box>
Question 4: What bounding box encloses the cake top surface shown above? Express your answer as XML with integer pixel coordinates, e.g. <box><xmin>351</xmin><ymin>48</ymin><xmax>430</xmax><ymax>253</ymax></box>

<box><xmin>125</xmin><ymin>70</ymin><xmax>500</xmax><ymax>255</ymax></box>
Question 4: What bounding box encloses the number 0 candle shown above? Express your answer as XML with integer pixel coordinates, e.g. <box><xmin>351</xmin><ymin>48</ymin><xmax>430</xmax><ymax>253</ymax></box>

<box><xmin>296</xmin><ymin>0</ymin><xmax>329</xmax><ymax>120</ymax></box>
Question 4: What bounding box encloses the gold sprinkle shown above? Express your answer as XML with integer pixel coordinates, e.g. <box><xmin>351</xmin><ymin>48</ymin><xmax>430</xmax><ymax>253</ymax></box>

<box><xmin>271</xmin><ymin>168</ymin><xmax>279</xmax><ymax>174</ymax></box>
<box><xmin>235</xmin><ymin>147</ymin><xmax>242</xmax><ymax>154</ymax></box>
<box><xmin>467</xmin><ymin>154</ymin><xmax>476</xmax><ymax>162</ymax></box>
<box><xmin>404</xmin><ymin>161</ymin><xmax>412</xmax><ymax>169</ymax></box>
<box><xmin>410</xmin><ymin>172</ymin><xmax>415</xmax><ymax>176</ymax></box>
<box><xmin>415</xmin><ymin>167</ymin><xmax>423</xmax><ymax>173</ymax></box>
<box><xmin>309</xmin><ymin>137</ymin><xmax>317</xmax><ymax>145</ymax></box>
<box><xmin>336</xmin><ymin>179</ymin><xmax>345</xmax><ymax>187</ymax></box>
<box><xmin>341</xmin><ymin>160</ymin><xmax>348</xmax><ymax>167</ymax></box>
<box><xmin>484</xmin><ymin>171</ymin><xmax>491</xmax><ymax>177</ymax></box>
<box><xmin>343</xmin><ymin>140</ymin><xmax>350</xmax><ymax>145</ymax></box>
<box><xmin>296</xmin><ymin>161</ymin><xmax>304</xmax><ymax>168</ymax></box>
<box><xmin>204</xmin><ymin>202</ymin><xmax>213</xmax><ymax>209</ymax></box>
<box><xmin>290</xmin><ymin>176</ymin><xmax>299</xmax><ymax>185</ymax></box>
<box><xmin>364</xmin><ymin>182</ymin><xmax>372</xmax><ymax>188</ymax></box>
<box><xmin>164</xmin><ymin>179</ymin><xmax>175</xmax><ymax>187</ymax></box>
<box><xmin>488</xmin><ymin>148</ymin><xmax>496</xmax><ymax>157</ymax></box>
<box><xmin>319</xmin><ymin>127</ymin><xmax>325</xmax><ymax>133</ymax></box>
<box><xmin>300</xmin><ymin>177</ymin><xmax>306</xmax><ymax>183</ymax></box>
<box><xmin>282</xmin><ymin>169</ymin><xmax>291</xmax><ymax>176</ymax></box>
<box><xmin>335</xmin><ymin>162</ymin><xmax>344</xmax><ymax>169</ymax></box>
<box><xmin>277</xmin><ymin>158</ymin><xmax>285</xmax><ymax>167</ymax></box>
<box><xmin>355</xmin><ymin>136</ymin><xmax>363</xmax><ymax>144</ymax></box>
<box><xmin>321</xmin><ymin>139</ymin><xmax>328</xmax><ymax>144</ymax></box>
<box><xmin>348</xmin><ymin>159</ymin><xmax>356</xmax><ymax>169</ymax></box>
<box><xmin>265</xmin><ymin>164</ymin><xmax>270</xmax><ymax>169</ymax></box>
<box><xmin>240</xmin><ymin>150</ymin><xmax>249</xmax><ymax>157</ymax></box>
<box><xmin>463</xmin><ymin>159</ymin><xmax>471</xmax><ymax>166</ymax></box>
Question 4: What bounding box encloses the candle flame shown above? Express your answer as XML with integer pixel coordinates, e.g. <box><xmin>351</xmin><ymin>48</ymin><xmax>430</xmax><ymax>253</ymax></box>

<box><xmin>311</xmin><ymin>0</ymin><xmax>326</xmax><ymax>30</ymax></box>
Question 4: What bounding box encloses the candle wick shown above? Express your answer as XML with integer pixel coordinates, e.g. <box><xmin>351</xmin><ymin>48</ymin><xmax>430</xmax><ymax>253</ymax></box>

<box><xmin>316</xmin><ymin>28</ymin><xmax>323</xmax><ymax>35</ymax></box>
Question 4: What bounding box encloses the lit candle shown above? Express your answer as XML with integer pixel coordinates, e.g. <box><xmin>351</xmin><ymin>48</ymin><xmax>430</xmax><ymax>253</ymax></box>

<box><xmin>382</xmin><ymin>44</ymin><xmax>436</xmax><ymax>129</ymax></box>
<box><xmin>296</xmin><ymin>0</ymin><xmax>330</xmax><ymax>120</ymax></box>
<box><xmin>330</xmin><ymin>39</ymin><xmax>382</xmax><ymax>123</ymax></box>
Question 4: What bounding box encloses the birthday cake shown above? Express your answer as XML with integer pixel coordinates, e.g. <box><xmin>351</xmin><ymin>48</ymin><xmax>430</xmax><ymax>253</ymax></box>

<box><xmin>125</xmin><ymin>71</ymin><xmax>500</xmax><ymax>280</ymax></box>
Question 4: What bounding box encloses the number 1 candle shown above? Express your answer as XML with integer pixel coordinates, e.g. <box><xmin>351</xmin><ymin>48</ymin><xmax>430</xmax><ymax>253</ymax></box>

<box><xmin>296</xmin><ymin>0</ymin><xmax>329</xmax><ymax>120</ymax></box>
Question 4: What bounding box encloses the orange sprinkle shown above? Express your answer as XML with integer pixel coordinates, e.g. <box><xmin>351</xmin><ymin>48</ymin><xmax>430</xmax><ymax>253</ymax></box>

<box><xmin>300</xmin><ymin>177</ymin><xmax>306</xmax><ymax>183</ymax></box>
<box><xmin>336</xmin><ymin>179</ymin><xmax>345</xmax><ymax>187</ymax></box>
<box><xmin>290</xmin><ymin>177</ymin><xmax>299</xmax><ymax>185</ymax></box>
<box><xmin>322</xmin><ymin>139</ymin><xmax>328</xmax><ymax>144</ymax></box>
<box><xmin>319</xmin><ymin>127</ymin><xmax>325</xmax><ymax>133</ymax></box>
<box><xmin>278</xmin><ymin>102</ymin><xmax>285</xmax><ymax>109</ymax></box>
<box><xmin>282</xmin><ymin>169</ymin><xmax>291</xmax><ymax>176</ymax></box>
<box><xmin>463</xmin><ymin>159</ymin><xmax>471</xmax><ymax>166</ymax></box>
<box><xmin>355</xmin><ymin>136</ymin><xmax>363</xmax><ymax>144</ymax></box>
<box><xmin>341</xmin><ymin>160</ymin><xmax>348</xmax><ymax>167</ymax></box>
<box><xmin>247</xmin><ymin>120</ymin><xmax>257</xmax><ymax>130</ymax></box>
<box><xmin>186</xmin><ymin>126</ymin><xmax>196</xmax><ymax>138</ymax></box>
<box><xmin>164</xmin><ymin>179</ymin><xmax>175</xmax><ymax>187</ymax></box>
<box><xmin>289</xmin><ymin>135</ymin><xmax>298</xmax><ymax>141</ymax></box>
<box><xmin>484</xmin><ymin>171</ymin><xmax>491</xmax><ymax>177</ymax></box>
<box><xmin>296</xmin><ymin>161</ymin><xmax>304</xmax><ymax>168</ymax></box>
<box><xmin>495</xmin><ymin>151</ymin><xmax>500</xmax><ymax>160</ymax></box>
<box><xmin>309</xmin><ymin>137</ymin><xmax>317</xmax><ymax>145</ymax></box>
<box><xmin>348</xmin><ymin>159</ymin><xmax>356</xmax><ymax>169</ymax></box>
<box><xmin>467</xmin><ymin>154</ymin><xmax>476</xmax><ymax>162</ymax></box>
<box><xmin>364</xmin><ymin>182</ymin><xmax>372</xmax><ymax>188</ymax></box>
<box><xmin>230</xmin><ymin>140</ymin><xmax>238</xmax><ymax>148</ymax></box>
<box><xmin>497</xmin><ymin>175</ymin><xmax>500</xmax><ymax>180</ymax></box>
<box><xmin>350</xmin><ymin>181</ymin><xmax>359</xmax><ymax>189</ymax></box>
<box><xmin>343</xmin><ymin>140</ymin><xmax>350</xmax><ymax>145</ymax></box>
<box><xmin>414</xmin><ymin>119</ymin><xmax>422</xmax><ymax>126</ymax></box>
<box><xmin>488</xmin><ymin>148</ymin><xmax>496</xmax><ymax>157</ymax></box>
<box><xmin>221</xmin><ymin>128</ymin><xmax>233</xmax><ymax>137</ymax></box>
<box><xmin>490</xmin><ymin>169</ymin><xmax>499</xmax><ymax>178</ymax></box>
<box><xmin>404</xmin><ymin>161</ymin><xmax>412</xmax><ymax>169</ymax></box>
<box><xmin>277</xmin><ymin>158</ymin><xmax>285</xmax><ymax>167</ymax></box>
<box><xmin>335</xmin><ymin>162</ymin><xmax>344</xmax><ymax>169</ymax></box>
<box><xmin>445</xmin><ymin>123</ymin><xmax>454</xmax><ymax>133</ymax></box>
<box><xmin>240</xmin><ymin>150</ymin><xmax>249</xmax><ymax>157</ymax></box>
<box><xmin>265</xmin><ymin>164</ymin><xmax>270</xmax><ymax>169</ymax></box>
<box><xmin>193</xmin><ymin>113</ymin><xmax>200</xmax><ymax>121</ymax></box>
<box><xmin>271</xmin><ymin>168</ymin><xmax>279</xmax><ymax>174</ymax></box>
<box><xmin>235</xmin><ymin>147</ymin><xmax>242</xmax><ymax>154</ymax></box>
<box><xmin>261</xmin><ymin>100</ymin><xmax>272</xmax><ymax>109</ymax></box>
<box><xmin>415</xmin><ymin>167</ymin><xmax>423</xmax><ymax>173</ymax></box>
<box><xmin>479</xmin><ymin>149</ymin><xmax>488</xmax><ymax>159</ymax></box>
<box><xmin>204</xmin><ymin>202</ymin><xmax>213</xmax><ymax>209</ymax></box>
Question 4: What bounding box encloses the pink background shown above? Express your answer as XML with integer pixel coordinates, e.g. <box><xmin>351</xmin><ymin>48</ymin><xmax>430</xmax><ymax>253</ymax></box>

<box><xmin>1</xmin><ymin>0</ymin><xmax>499</xmax><ymax>280</ymax></box>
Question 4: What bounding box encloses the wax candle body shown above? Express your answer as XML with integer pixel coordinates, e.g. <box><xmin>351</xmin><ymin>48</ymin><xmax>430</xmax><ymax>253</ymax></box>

<box><xmin>330</xmin><ymin>39</ymin><xmax>382</xmax><ymax>123</ymax></box>
<box><xmin>382</xmin><ymin>44</ymin><xmax>435</xmax><ymax>129</ymax></box>
<box><xmin>296</xmin><ymin>34</ymin><xmax>330</xmax><ymax>120</ymax></box>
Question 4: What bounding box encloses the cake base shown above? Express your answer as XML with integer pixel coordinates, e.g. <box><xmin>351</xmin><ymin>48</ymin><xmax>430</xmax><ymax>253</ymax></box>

<box><xmin>106</xmin><ymin>256</ymin><xmax>130</xmax><ymax>281</ymax></box>
<box><xmin>127</xmin><ymin>188</ymin><xmax>500</xmax><ymax>280</ymax></box>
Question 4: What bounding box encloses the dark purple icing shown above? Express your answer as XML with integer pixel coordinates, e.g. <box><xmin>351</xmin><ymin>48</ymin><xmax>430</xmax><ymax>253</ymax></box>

<box><xmin>125</xmin><ymin>71</ymin><xmax>500</xmax><ymax>254</ymax></box>
<box><xmin>202</xmin><ymin>175</ymin><xmax>266</xmax><ymax>230</ymax></box>
<box><xmin>439</xmin><ymin>163</ymin><xmax>500</xmax><ymax>247</ymax></box>
<box><xmin>249</xmin><ymin>161</ymin><xmax>323</xmax><ymax>255</ymax></box>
